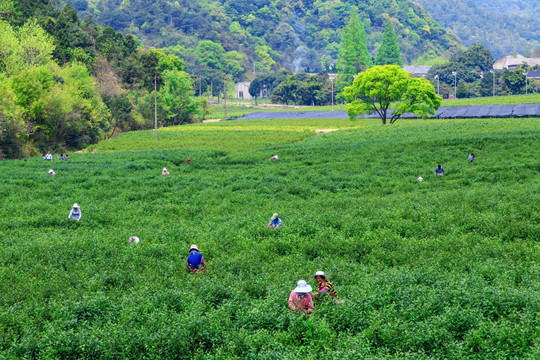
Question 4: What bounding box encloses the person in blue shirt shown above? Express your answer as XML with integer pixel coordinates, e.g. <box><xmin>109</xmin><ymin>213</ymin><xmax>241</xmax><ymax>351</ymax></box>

<box><xmin>186</xmin><ymin>244</ymin><xmax>206</xmax><ymax>272</ymax></box>
<box><xmin>434</xmin><ymin>164</ymin><xmax>446</xmax><ymax>176</ymax></box>
<box><xmin>267</xmin><ymin>213</ymin><xmax>282</xmax><ymax>229</ymax></box>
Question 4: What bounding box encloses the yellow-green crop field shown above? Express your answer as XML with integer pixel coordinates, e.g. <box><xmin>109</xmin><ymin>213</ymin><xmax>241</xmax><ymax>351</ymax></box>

<box><xmin>1</xmin><ymin>117</ymin><xmax>539</xmax><ymax>359</ymax></box>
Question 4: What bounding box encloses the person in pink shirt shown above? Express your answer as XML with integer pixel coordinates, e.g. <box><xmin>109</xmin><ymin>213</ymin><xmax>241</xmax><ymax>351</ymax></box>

<box><xmin>288</xmin><ymin>280</ymin><xmax>314</xmax><ymax>313</ymax></box>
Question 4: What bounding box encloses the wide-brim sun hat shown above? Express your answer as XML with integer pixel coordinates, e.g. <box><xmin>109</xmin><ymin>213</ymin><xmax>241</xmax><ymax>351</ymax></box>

<box><xmin>271</xmin><ymin>213</ymin><xmax>279</xmax><ymax>220</ymax></box>
<box><xmin>311</xmin><ymin>271</ymin><xmax>328</xmax><ymax>280</ymax></box>
<box><xmin>73</xmin><ymin>203</ymin><xmax>79</xmax><ymax>208</ymax></box>
<box><xmin>189</xmin><ymin>244</ymin><xmax>200</xmax><ymax>252</ymax></box>
<box><xmin>129</xmin><ymin>236</ymin><xmax>139</xmax><ymax>243</ymax></box>
<box><xmin>293</xmin><ymin>280</ymin><xmax>312</xmax><ymax>293</ymax></box>
<box><xmin>48</xmin><ymin>169</ymin><xmax>54</xmax><ymax>173</ymax></box>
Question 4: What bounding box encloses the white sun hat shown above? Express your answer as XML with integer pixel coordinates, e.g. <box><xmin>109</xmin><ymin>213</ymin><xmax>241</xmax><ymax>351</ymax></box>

<box><xmin>311</xmin><ymin>271</ymin><xmax>328</xmax><ymax>280</ymax></box>
<box><xmin>48</xmin><ymin>169</ymin><xmax>54</xmax><ymax>173</ymax></box>
<box><xmin>72</xmin><ymin>203</ymin><xmax>79</xmax><ymax>208</ymax></box>
<box><xmin>293</xmin><ymin>280</ymin><xmax>312</xmax><ymax>293</ymax></box>
<box><xmin>417</xmin><ymin>176</ymin><xmax>423</xmax><ymax>182</ymax></box>
<box><xmin>271</xmin><ymin>213</ymin><xmax>279</xmax><ymax>220</ymax></box>
<box><xmin>189</xmin><ymin>244</ymin><xmax>200</xmax><ymax>252</ymax></box>
<box><xmin>129</xmin><ymin>236</ymin><xmax>140</xmax><ymax>244</ymax></box>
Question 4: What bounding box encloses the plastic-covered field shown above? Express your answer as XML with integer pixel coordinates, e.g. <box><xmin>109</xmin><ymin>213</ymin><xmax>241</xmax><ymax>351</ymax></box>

<box><xmin>236</xmin><ymin>103</ymin><xmax>540</xmax><ymax>120</ymax></box>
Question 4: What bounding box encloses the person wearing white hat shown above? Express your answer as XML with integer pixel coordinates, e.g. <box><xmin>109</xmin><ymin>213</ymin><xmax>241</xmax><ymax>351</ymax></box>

<box><xmin>162</xmin><ymin>168</ymin><xmax>170</xmax><ymax>175</ymax></box>
<box><xmin>186</xmin><ymin>244</ymin><xmax>206</xmax><ymax>272</ymax></box>
<box><xmin>68</xmin><ymin>203</ymin><xmax>81</xmax><ymax>222</ymax></box>
<box><xmin>311</xmin><ymin>271</ymin><xmax>338</xmax><ymax>299</ymax></box>
<box><xmin>288</xmin><ymin>280</ymin><xmax>314</xmax><ymax>313</ymax></box>
<box><xmin>267</xmin><ymin>213</ymin><xmax>282</xmax><ymax>229</ymax></box>
<box><xmin>48</xmin><ymin>169</ymin><xmax>56</xmax><ymax>176</ymax></box>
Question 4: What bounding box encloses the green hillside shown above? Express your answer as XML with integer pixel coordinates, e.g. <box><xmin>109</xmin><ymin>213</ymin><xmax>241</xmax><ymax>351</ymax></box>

<box><xmin>65</xmin><ymin>0</ymin><xmax>459</xmax><ymax>76</ymax></box>
<box><xmin>415</xmin><ymin>0</ymin><xmax>540</xmax><ymax>59</ymax></box>
<box><xmin>1</xmin><ymin>117</ymin><xmax>539</xmax><ymax>358</ymax></box>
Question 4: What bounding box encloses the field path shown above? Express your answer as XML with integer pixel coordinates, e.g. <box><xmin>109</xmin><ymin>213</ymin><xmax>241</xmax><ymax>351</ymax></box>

<box><xmin>234</xmin><ymin>103</ymin><xmax>540</xmax><ymax>120</ymax></box>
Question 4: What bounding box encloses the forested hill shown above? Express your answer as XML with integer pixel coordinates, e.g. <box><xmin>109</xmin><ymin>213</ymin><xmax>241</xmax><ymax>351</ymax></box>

<box><xmin>415</xmin><ymin>0</ymin><xmax>540</xmax><ymax>59</ymax></box>
<box><xmin>64</xmin><ymin>0</ymin><xmax>459</xmax><ymax>78</ymax></box>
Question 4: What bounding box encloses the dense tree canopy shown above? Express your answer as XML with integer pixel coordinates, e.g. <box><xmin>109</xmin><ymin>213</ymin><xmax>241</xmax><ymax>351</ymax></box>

<box><xmin>63</xmin><ymin>0</ymin><xmax>460</xmax><ymax>76</ymax></box>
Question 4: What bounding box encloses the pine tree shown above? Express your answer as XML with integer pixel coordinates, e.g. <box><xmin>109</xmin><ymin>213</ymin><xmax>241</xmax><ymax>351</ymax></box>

<box><xmin>375</xmin><ymin>20</ymin><xmax>403</xmax><ymax>66</ymax></box>
<box><xmin>336</xmin><ymin>8</ymin><xmax>371</xmax><ymax>84</ymax></box>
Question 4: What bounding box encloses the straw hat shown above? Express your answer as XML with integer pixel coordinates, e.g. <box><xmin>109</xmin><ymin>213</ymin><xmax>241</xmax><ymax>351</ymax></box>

<box><xmin>311</xmin><ymin>271</ymin><xmax>328</xmax><ymax>280</ymax></box>
<box><xmin>271</xmin><ymin>213</ymin><xmax>279</xmax><ymax>220</ymax></box>
<box><xmin>293</xmin><ymin>280</ymin><xmax>312</xmax><ymax>293</ymax></box>
<box><xmin>189</xmin><ymin>244</ymin><xmax>200</xmax><ymax>252</ymax></box>
<box><xmin>72</xmin><ymin>203</ymin><xmax>79</xmax><ymax>208</ymax></box>
<box><xmin>129</xmin><ymin>236</ymin><xmax>140</xmax><ymax>244</ymax></box>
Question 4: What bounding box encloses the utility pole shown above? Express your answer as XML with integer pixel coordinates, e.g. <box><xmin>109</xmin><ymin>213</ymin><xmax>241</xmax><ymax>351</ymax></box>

<box><xmin>452</xmin><ymin>71</ymin><xmax>457</xmax><ymax>99</ymax></box>
<box><xmin>434</xmin><ymin>75</ymin><xmax>439</xmax><ymax>95</ymax></box>
<box><xmin>210</xmin><ymin>80</ymin><xmax>213</xmax><ymax>99</ymax></box>
<box><xmin>525</xmin><ymin>72</ymin><xmax>528</xmax><ymax>94</ymax></box>
<box><xmin>223</xmin><ymin>80</ymin><xmax>227</xmax><ymax>121</ymax></box>
<box><xmin>199</xmin><ymin>76</ymin><xmax>202</xmax><ymax>97</ymax></box>
<box><xmin>490</xmin><ymin>70</ymin><xmax>495</xmax><ymax>96</ymax></box>
<box><xmin>154</xmin><ymin>73</ymin><xmax>158</xmax><ymax>141</ymax></box>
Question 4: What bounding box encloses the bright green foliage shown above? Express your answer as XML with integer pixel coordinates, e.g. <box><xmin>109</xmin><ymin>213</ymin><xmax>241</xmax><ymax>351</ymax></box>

<box><xmin>0</xmin><ymin>19</ymin><xmax>55</xmax><ymax>75</ymax></box>
<box><xmin>344</xmin><ymin>65</ymin><xmax>441</xmax><ymax>124</ymax></box>
<box><xmin>159</xmin><ymin>70</ymin><xmax>200</xmax><ymax>126</ymax></box>
<box><xmin>222</xmin><ymin>51</ymin><xmax>246</xmax><ymax>80</ymax></box>
<box><xmin>1</xmin><ymin>117</ymin><xmax>539</xmax><ymax>358</ymax></box>
<box><xmin>254</xmin><ymin>45</ymin><xmax>276</xmax><ymax>73</ymax></box>
<box><xmin>195</xmin><ymin>40</ymin><xmax>225</xmax><ymax>70</ymax></box>
<box><xmin>375</xmin><ymin>20</ymin><xmax>404</xmax><ymax>66</ymax></box>
<box><xmin>336</xmin><ymin>9</ymin><xmax>371</xmax><ymax>85</ymax></box>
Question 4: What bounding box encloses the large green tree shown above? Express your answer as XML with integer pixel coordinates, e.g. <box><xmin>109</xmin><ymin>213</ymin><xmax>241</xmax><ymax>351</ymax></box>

<box><xmin>457</xmin><ymin>43</ymin><xmax>494</xmax><ymax>71</ymax></box>
<box><xmin>375</xmin><ymin>20</ymin><xmax>403</xmax><ymax>67</ymax></box>
<box><xmin>336</xmin><ymin>8</ymin><xmax>371</xmax><ymax>83</ymax></box>
<box><xmin>344</xmin><ymin>65</ymin><xmax>441</xmax><ymax>124</ymax></box>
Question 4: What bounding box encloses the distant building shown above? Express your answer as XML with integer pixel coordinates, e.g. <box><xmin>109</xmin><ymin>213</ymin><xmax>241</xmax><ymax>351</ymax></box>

<box><xmin>235</xmin><ymin>82</ymin><xmax>252</xmax><ymax>99</ymax></box>
<box><xmin>403</xmin><ymin>66</ymin><xmax>432</xmax><ymax>78</ymax></box>
<box><xmin>493</xmin><ymin>54</ymin><xmax>540</xmax><ymax>70</ymax></box>
<box><xmin>527</xmin><ymin>71</ymin><xmax>540</xmax><ymax>80</ymax></box>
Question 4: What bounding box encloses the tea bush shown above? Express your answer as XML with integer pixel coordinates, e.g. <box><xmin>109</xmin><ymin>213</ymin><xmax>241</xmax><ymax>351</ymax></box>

<box><xmin>0</xmin><ymin>117</ymin><xmax>539</xmax><ymax>359</ymax></box>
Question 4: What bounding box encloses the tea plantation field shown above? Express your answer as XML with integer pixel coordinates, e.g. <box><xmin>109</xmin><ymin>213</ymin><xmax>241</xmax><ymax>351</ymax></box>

<box><xmin>1</xmin><ymin>117</ymin><xmax>539</xmax><ymax>359</ymax></box>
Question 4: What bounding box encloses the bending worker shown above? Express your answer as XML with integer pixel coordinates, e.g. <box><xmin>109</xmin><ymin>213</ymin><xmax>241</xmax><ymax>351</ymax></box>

<box><xmin>186</xmin><ymin>244</ymin><xmax>206</xmax><ymax>272</ymax></box>
<box><xmin>288</xmin><ymin>280</ymin><xmax>314</xmax><ymax>313</ymax></box>
<box><xmin>68</xmin><ymin>203</ymin><xmax>81</xmax><ymax>222</ymax></box>
<box><xmin>311</xmin><ymin>271</ymin><xmax>338</xmax><ymax>299</ymax></box>
<box><xmin>268</xmin><ymin>213</ymin><xmax>282</xmax><ymax>229</ymax></box>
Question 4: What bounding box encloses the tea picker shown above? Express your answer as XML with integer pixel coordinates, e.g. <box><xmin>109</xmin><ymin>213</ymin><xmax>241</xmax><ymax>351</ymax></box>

<box><xmin>186</xmin><ymin>244</ymin><xmax>206</xmax><ymax>272</ymax></box>
<box><xmin>434</xmin><ymin>164</ymin><xmax>446</xmax><ymax>176</ymax></box>
<box><xmin>288</xmin><ymin>280</ymin><xmax>314</xmax><ymax>313</ymax></box>
<box><xmin>267</xmin><ymin>213</ymin><xmax>282</xmax><ymax>229</ymax></box>
<box><xmin>68</xmin><ymin>203</ymin><xmax>81</xmax><ymax>222</ymax></box>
